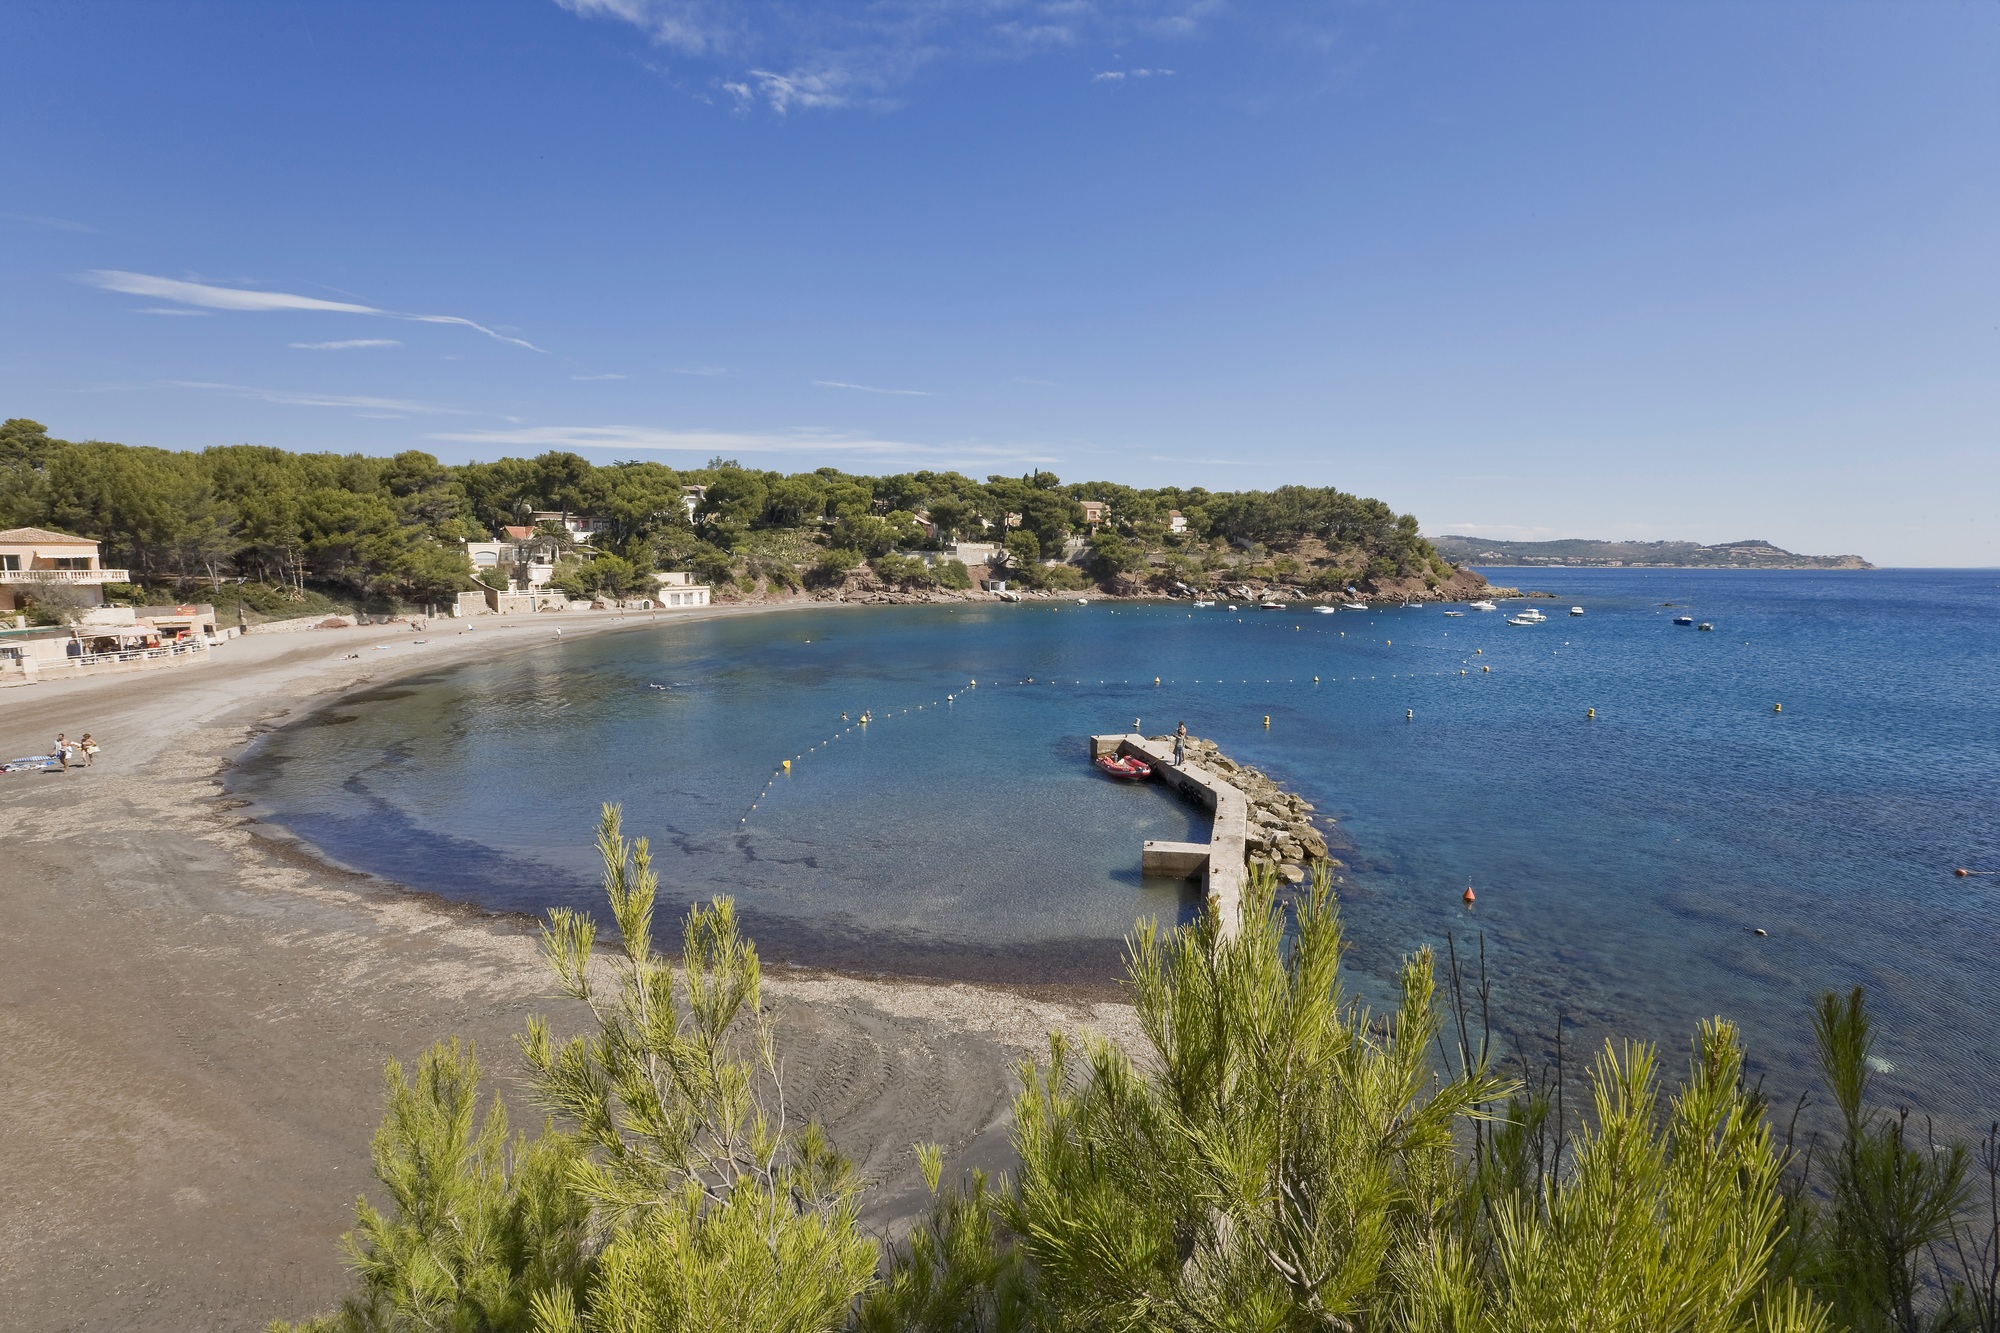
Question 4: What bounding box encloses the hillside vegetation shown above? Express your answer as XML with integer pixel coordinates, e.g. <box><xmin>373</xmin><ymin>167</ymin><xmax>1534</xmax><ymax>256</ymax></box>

<box><xmin>0</xmin><ymin>417</ymin><xmax>1483</xmax><ymax>613</ymax></box>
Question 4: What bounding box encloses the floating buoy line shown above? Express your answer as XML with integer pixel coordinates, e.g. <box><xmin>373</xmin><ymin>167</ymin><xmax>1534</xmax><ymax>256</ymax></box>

<box><xmin>727</xmin><ymin>652</ymin><xmax>1521</xmax><ymax>830</ymax></box>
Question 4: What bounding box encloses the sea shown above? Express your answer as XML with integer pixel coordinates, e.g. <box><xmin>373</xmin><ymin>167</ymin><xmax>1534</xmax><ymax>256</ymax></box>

<box><xmin>231</xmin><ymin>568</ymin><xmax>2000</xmax><ymax>1126</ymax></box>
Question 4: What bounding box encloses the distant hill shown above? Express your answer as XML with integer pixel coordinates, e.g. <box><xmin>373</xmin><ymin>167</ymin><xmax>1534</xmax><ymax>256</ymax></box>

<box><xmin>1427</xmin><ymin>536</ymin><xmax>1872</xmax><ymax>570</ymax></box>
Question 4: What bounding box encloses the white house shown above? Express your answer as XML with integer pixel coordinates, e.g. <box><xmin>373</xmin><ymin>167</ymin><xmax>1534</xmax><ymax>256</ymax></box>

<box><xmin>653</xmin><ymin>571</ymin><xmax>711</xmax><ymax>608</ymax></box>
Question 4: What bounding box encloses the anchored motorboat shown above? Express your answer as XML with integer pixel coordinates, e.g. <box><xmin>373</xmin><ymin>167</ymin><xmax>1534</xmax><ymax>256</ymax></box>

<box><xmin>1698</xmin><ymin>621</ymin><xmax>1714</xmax><ymax>631</ymax></box>
<box><xmin>1442</xmin><ymin>610</ymin><xmax>1464</xmax><ymax>617</ymax></box>
<box><xmin>1506</xmin><ymin>614</ymin><xmax>1541</xmax><ymax>626</ymax></box>
<box><xmin>1094</xmin><ymin>753</ymin><xmax>1153</xmax><ymax>781</ymax></box>
<box><xmin>1674</xmin><ymin>614</ymin><xmax>1694</xmax><ymax>626</ymax></box>
<box><xmin>1312</xmin><ymin>605</ymin><xmax>1337</xmax><ymax>614</ymax></box>
<box><xmin>1469</xmin><ymin>600</ymin><xmax>1498</xmax><ymax>612</ymax></box>
<box><xmin>1516</xmin><ymin>608</ymin><xmax>1547</xmax><ymax>622</ymax></box>
<box><xmin>1342</xmin><ymin>601</ymin><xmax>1369</xmax><ymax>611</ymax></box>
<box><xmin>1569</xmin><ymin>606</ymin><xmax>1584</xmax><ymax>616</ymax></box>
<box><xmin>1259</xmin><ymin>600</ymin><xmax>1286</xmax><ymax>610</ymax></box>
<box><xmin>1193</xmin><ymin>599</ymin><xmax>1216</xmax><ymax>608</ymax></box>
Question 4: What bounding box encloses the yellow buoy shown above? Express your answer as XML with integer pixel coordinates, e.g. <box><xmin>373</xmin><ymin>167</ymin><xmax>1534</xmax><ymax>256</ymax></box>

<box><xmin>1263</xmin><ymin>715</ymin><xmax>1271</xmax><ymax>729</ymax></box>
<box><xmin>1773</xmin><ymin>703</ymin><xmax>1782</xmax><ymax>713</ymax></box>
<box><xmin>1155</xmin><ymin>677</ymin><xmax>1161</xmax><ymax>685</ymax></box>
<box><xmin>1483</xmin><ymin>665</ymin><xmax>1491</xmax><ymax>673</ymax></box>
<box><xmin>1313</xmin><ymin>675</ymin><xmax>1319</xmax><ymax>683</ymax></box>
<box><xmin>1587</xmin><ymin>708</ymin><xmax>1596</xmax><ymax>719</ymax></box>
<box><xmin>1406</xmin><ymin>709</ymin><xmax>1414</xmax><ymax>720</ymax></box>
<box><xmin>783</xmin><ymin>759</ymin><xmax>791</xmax><ymax>771</ymax></box>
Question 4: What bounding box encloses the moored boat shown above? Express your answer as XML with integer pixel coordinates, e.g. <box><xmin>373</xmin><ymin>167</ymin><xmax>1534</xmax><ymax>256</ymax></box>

<box><xmin>1674</xmin><ymin>615</ymin><xmax>1694</xmax><ymax>626</ymax></box>
<box><xmin>1342</xmin><ymin>601</ymin><xmax>1369</xmax><ymax>611</ymax></box>
<box><xmin>1469</xmin><ymin>600</ymin><xmax>1497</xmax><ymax>612</ymax></box>
<box><xmin>1506</xmin><ymin>614</ymin><xmax>1540</xmax><ymax>626</ymax></box>
<box><xmin>1312</xmin><ymin>605</ymin><xmax>1337</xmax><ymax>614</ymax></box>
<box><xmin>1095</xmin><ymin>753</ymin><xmax>1153</xmax><ymax>780</ymax></box>
<box><xmin>1570</xmin><ymin>606</ymin><xmax>1584</xmax><ymax>616</ymax></box>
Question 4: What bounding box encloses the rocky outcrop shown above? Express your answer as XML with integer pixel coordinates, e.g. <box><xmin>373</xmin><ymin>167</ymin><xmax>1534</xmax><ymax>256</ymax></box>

<box><xmin>1154</xmin><ymin>736</ymin><xmax>1337</xmax><ymax>885</ymax></box>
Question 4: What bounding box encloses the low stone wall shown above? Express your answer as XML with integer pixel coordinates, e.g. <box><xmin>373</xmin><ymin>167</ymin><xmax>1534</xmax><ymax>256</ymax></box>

<box><xmin>249</xmin><ymin>614</ymin><xmax>357</xmax><ymax>634</ymax></box>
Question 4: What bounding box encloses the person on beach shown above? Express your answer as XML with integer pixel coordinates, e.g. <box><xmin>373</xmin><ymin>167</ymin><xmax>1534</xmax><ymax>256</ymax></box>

<box><xmin>76</xmin><ymin>733</ymin><xmax>97</xmax><ymax>767</ymax></box>
<box><xmin>53</xmin><ymin>734</ymin><xmax>69</xmax><ymax>772</ymax></box>
<box><xmin>1174</xmin><ymin>722</ymin><xmax>1188</xmax><ymax>766</ymax></box>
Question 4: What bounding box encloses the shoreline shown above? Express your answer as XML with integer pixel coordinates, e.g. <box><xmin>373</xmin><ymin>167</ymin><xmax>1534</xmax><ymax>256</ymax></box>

<box><xmin>0</xmin><ymin>601</ymin><xmax>1140</xmax><ymax>1330</ymax></box>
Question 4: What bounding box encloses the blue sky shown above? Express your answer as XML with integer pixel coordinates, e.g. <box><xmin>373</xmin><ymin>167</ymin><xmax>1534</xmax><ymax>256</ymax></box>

<box><xmin>2</xmin><ymin>1</ymin><xmax>1994</xmax><ymax>565</ymax></box>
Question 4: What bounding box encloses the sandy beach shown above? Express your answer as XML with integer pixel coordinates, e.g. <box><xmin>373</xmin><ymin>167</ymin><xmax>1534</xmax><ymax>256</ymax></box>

<box><xmin>0</xmin><ymin>607</ymin><xmax>1138</xmax><ymax>1331</ymax></box>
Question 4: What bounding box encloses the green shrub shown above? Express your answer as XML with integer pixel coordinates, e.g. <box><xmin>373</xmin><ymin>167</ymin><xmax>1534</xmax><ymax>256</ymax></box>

<box><xmin>811</xmin><ymin>548</ymin><xmax>863</xmax><ymax>586</ymax></box>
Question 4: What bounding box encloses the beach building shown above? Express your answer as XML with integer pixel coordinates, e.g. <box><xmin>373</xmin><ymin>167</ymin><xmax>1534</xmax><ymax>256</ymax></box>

<box><xmin>0</xmin><ymin>528</ymin><xmax>127</xmax><ymax>613</ymax></box>
<box><xmin>1080</xmin><ymin>500</ymin><xmax>1108</xmax><ymax>529</ymax></box>
<box><xmin>527</xmin><ymin>510</ymin><xmax>613</xmax><ymax>544</ymax></box>
<box><xmin>652</xmin><ymin>572</ymin><xmax>711</xmax><ymax>607</ymax></box>
<box><xmin>467</xmin><ymin>532</ymin><xmax>559</xmax><ymax>591</ymax></box>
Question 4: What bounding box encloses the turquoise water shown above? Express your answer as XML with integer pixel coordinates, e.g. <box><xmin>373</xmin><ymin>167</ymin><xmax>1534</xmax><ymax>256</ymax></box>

<box><xmin>234</xmin><ymin>570</ymin><xmax>2000</xmax><ymax>1122</ymax></box>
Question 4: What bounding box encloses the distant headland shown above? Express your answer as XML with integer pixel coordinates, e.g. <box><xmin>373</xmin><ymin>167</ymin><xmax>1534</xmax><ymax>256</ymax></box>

<box><xmin>1427</xmin><ymin>535</ymin><xmax>1873</xmax><ymax>570</ymax></box>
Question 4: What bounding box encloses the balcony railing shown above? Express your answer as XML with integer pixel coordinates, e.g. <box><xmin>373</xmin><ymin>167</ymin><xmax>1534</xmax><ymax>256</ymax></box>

<box><xmin>0</xmin><ymin>568</ymin><xmax>129</xmax><ymax>584</ymax></box>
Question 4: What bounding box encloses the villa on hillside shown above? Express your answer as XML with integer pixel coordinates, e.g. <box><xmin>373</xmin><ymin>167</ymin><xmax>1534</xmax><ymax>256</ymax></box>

<box><xmin>1080</xmin><ymin>500</ymin><xmax>1108</xmax><ymax>529</ymax></box>
<box><xmin>0</xmin><ymin>528</ymin><xmax>128</xmax><ymax>613</ymax></box>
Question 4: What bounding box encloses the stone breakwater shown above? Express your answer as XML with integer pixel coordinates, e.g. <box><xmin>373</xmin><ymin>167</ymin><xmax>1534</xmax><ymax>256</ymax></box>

<box><xmin>1166</xmin><ymin>737</ymin><xmax>1333</xmax><ymax>884</ymax></box>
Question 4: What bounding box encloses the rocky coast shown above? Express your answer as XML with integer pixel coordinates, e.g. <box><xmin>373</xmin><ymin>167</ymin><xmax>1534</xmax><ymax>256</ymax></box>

<box><xmin>1159</xmin><ymin>735</ymin><xmax>1338</xmax><ymax>884</ymax></box>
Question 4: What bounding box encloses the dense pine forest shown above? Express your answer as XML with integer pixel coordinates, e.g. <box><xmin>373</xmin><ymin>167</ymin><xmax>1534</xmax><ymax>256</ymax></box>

<box><xmin>0</xmin><ymin>417</ymin><xmax>1462</xmax><ymax>614</ymax></box>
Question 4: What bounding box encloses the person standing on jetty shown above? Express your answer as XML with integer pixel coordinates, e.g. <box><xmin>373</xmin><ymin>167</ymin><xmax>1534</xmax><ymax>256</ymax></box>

<box><xmin>1174</xmin><ymin>722</ymin><xmax>1188</xmax><ymax>766</ymax></box>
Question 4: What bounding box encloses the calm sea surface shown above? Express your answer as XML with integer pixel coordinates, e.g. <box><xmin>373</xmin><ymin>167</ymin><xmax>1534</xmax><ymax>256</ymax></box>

<box><xmin>233</xmin><ymin>569</ymin><xmax>2000</xmax><ymax>1122</ymax></box>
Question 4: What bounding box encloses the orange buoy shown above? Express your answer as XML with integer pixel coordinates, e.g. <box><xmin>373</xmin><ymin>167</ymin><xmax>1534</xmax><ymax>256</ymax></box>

<box><xmin>1462</xmin><ymin>884</ymin><xmax>1476</xmax><ymax>904</ymax></box>
<box><xmin>1957</xmin><ymin>868</ymin><xmax>1971</xmax><ymax>877</ymax></box>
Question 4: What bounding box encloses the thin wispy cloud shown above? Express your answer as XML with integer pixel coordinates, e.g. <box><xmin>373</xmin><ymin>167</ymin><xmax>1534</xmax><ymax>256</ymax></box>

<box><xmin>163</xmin><ymin>380</ymin><xmax>477</xmax><ymax>416</ymax></box>
<box><xmin>5</xmin><ymin>212</ymin><xmax>101</xmax><ymax>234</ymax></box>
<box><xmin>432</xmin><ymin>422</ymin><xmax>1056</xmax><ymax>465</ymax></box>
<box><xmin>1093</xmin><ymin>67</ymin><xmax>1175</xmax><ymax>81</ymax></box>
<box><xmin>671</xmin><ymin>364</ymin><xmax>732</xmax><ymax>376</ymax></box>
<box><xmin>558</xmin><ymin>0</ymin><xmax>1216</xmax><ymax>112</ymax></box>
<box><xmin>136</xmin><ymin>307</ymin><xmax>216</xmax><ymax>317</ymax></box>
<box><xmin>291</xmin><ymin>338</ymin><xmax>402</xmax><ymax>350</ymax></box>
<box><xmin>814</xmin><ymin>378</ymin><xmax>929</xmax><ymax>397</ymax></box>
<box><xmin>81</xmin><ymin>270</ymin><xmax>546</xmax><ymax>352</ymax></box>
<box><xmin>572</xmin><ymin>372</ymin><xmax>629</xmax><ymax>380</ymax></box>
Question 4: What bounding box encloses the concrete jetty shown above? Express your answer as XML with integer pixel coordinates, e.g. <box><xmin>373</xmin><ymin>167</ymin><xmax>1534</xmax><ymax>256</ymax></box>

<box><xmin>1091</xmin><ymin>733</ymin><xmax>1248</xmax><ymax>939</ymax></box>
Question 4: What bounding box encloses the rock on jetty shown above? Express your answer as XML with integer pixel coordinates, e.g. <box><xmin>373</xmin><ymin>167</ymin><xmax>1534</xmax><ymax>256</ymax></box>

<box><xmin>1153</xmin><ymin>736</ymin><xmax>1332</xmax><ymax>885</ymax></box>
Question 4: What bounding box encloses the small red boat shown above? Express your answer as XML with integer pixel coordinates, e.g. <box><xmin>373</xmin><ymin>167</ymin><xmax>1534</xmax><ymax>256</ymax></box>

<box><xmin>1095</xmin><ymin>753</ymin><xmax>1153</xmax><ymax>780</ymax></box>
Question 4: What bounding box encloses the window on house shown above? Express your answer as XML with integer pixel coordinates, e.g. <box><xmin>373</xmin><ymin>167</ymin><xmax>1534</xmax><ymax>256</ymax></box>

<box><xmin>51</xmin><ymin>557</ymin><xmax>90</xmax><ymax>570</ymax></box>
<box><xmin>0</xmin><ymin>555</ymin><xmax>19</xmax><ymax>571</ymax></box>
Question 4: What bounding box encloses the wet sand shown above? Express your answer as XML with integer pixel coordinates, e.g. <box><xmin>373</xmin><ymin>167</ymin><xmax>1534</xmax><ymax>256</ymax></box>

<box><xmin>0</xmin><ymin>609</ymin><xmax>1138</xmax><ymax>1331</ymax></box>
